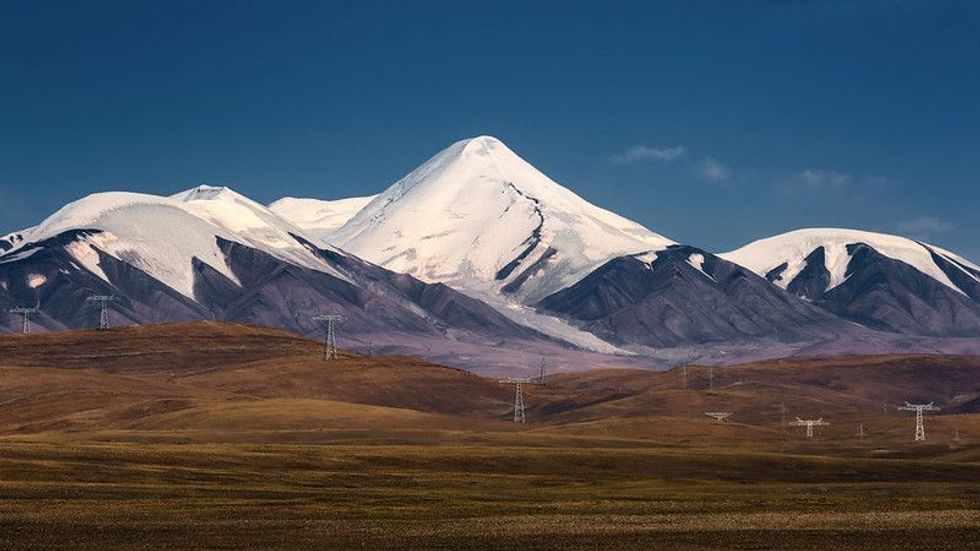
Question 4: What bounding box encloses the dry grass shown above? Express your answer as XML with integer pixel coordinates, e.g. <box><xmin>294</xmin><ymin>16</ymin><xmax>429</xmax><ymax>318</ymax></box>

<box><xmin>2</xmin><ymin>439</ymin><xmax>980</xmax><ymax>549</ymax></box>
<box><xmin>1</xmin><ymin>322</ymin><xmax>980</xmax><ymax>548</ymax></box>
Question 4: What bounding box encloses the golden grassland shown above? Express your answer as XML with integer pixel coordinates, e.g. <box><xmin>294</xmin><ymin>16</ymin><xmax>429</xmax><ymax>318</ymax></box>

<box><xmin>2</xmin><ymin>436</ymin><xmax>980</xmax><ymax>549</ymax></box>
<box><xmin>1</xmin><ymin>322</ymin><xmax>979</xmax><ymax>549</ymax></box>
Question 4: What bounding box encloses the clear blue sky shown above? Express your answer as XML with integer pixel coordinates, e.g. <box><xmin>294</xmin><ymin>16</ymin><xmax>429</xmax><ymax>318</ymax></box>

<box><xmin>2</xmin><ymin>1</ymin><xmax>978</xmax><ymax>260</ymax></box>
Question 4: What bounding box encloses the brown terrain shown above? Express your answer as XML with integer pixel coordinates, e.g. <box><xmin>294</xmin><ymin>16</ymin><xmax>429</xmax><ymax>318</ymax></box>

<box><xmin>1</xmin><ymin>322</ymin><xmax>979</xmax><ymax>549</ymax></box>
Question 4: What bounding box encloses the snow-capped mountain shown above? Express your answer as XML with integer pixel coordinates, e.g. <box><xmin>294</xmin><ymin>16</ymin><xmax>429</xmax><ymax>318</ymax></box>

<box><xmin>0</xmin><ymin>185</ymin><xmax>558</xmax><ymax>366</ymax></box>
<box><xmin>268</xmin><ymin>195</ymin><xmax>376</xmax><ymax>242</ymax></box>
<box><xmin>2</xmin><ymin>186</ymin><xmax>347</xmax><ymax>298</ymax></box>
<box><xmin>536</xmin><ymin>245</ymin><xmax>859</xmax><ymax>349</ymax></box>
<box><xmin>330</xmin><ymin>136</ymin><xmax>675</xmax><ymax>304</ymax></box>
<box><xmin>4</xmin><ymin>141</ymin><xmax>980</xmax><ymax>368</ymax></box>
<box><xmin>722</xmin><ymin>228</ymin><xmax>980</xmax><ymax>336</ymax></box>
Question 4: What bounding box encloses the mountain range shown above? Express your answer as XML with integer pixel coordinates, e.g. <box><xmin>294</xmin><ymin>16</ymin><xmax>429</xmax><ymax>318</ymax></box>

<box><xmin>2</xmin><ymin>135</ymin><xmax>979</xmax><ymax>373</ymax></box>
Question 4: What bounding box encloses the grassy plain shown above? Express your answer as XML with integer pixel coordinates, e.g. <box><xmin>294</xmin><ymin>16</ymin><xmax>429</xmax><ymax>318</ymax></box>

<box><xmin>1</xmin><ymin>323</ymin><xmax>979</xmax><ymax>549</ymax></box>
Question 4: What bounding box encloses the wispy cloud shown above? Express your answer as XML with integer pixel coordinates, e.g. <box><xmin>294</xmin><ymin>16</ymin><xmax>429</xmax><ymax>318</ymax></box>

<box><xmin>793</xmin><ymin>169</ymin><xmax>852</xmax><ymax>190</ymax></box>
<box><xmin>774</xmin><ymin>169</ymin><xmax>895</xmax><ymax>197</ymax></box>
<box><xmin>609</xmin><ymin>145</ymin><xmax>686</xmax><ymax>165</ymax></box>
<box><xmin>896</xmin><ymin>216</ymin><xmax>955</xmax><ymax>239</ymax></box>
<box><xmin>695</xmin><ymin>158</ymin><xmax>731</xmax><ymax>182</ymax></box>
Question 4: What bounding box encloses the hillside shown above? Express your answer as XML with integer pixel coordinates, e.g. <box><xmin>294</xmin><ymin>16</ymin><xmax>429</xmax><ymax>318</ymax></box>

<box><xmin>1</xmin><ymin>322</ymin><xmax>979</xmax><ymax>454</ymax></box>
<box><xmin>2</xmin><ymin>323</ymin><xmax>980</xmax><ymax>549</ymax></box>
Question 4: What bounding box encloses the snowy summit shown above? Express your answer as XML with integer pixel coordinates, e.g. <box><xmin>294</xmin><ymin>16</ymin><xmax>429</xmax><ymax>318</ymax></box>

<box><xmin>330</xmin><ymin>136</ymin><xmax>675</xmax><ymax>303</ymax></box>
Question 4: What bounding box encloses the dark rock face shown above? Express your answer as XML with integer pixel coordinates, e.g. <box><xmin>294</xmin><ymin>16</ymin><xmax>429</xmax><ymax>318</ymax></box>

<box><xmin>0</xmin><ymin>231</ymin><xmax>548</xmax><ymax>351</ymax></box>
<box><xmin>785</xmin><ymin>247</ymin><xmax>831</xmax><ymax>300</ymax></box>
<box><xmin>815</xmin><ymin>244</ymin><xmax>980</xmax><ymax>336</ymax></box>
<box><xmin>536</xmin><ymin>245</ymin><xmax>853</xmax><ymax>348</ymax></box>
<box><xmin>0</xmin><ymin>231</ymin><xmax>210</xmax><ymax>332</ymax></box>
<box><xmin>763</xmin><ymin>242</ymin><xmax>980</xmax><ymax>337</ymax></box>
<box><xmin>314</xmin><ymin>246</ymin><xmax>538</xmax><ymax>339</ymax></box>
<box><xmin>924</xmin><ymin>246</ymin><xmax>980</xmax><ymax>302</ymax></box>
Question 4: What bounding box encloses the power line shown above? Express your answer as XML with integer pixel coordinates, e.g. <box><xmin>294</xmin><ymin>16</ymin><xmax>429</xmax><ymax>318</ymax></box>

<box><xmin>312</xmin><ymin>314</ymin><xmax>345</xmax><ymax>360</ymax></box>
<box><xmin>790</xmin><ymin>417</ymin><xmax>829</xmax><ymax>439</ymax></box>
<box><xmin>86</xmin><ymin>295</ymin><xmax>114</xmax><ymax>330</ymax></box>
<box><xmin>898</xmin><ymin>402</ymin><xmax>940</xmax><ymax>442</ymax></box>
<box><xmin>704</xmin><ymin>412</ymin><xmax>733</xmax><ymax>423</ymax></box>
<box><xmin>8</xmin><ymin>306</ymin><xmax>39</xmax><ymax>334</ymax></box>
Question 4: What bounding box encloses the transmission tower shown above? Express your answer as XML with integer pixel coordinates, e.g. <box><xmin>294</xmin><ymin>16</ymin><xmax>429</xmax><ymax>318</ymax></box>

<box><xmin>499</xmin><ymin>377</ymin><xmax>534</xmax><ymax>423</ymax></box>
<box><xmin>682</xmin><ymin>364</ymin><xmax>688</xmax><ymax>390</ymax></box>
<box><xmin>8</xmin><ymin>306</ymin><xmax>40</xmax><ymax>334</ymax></box>
<box><xmin>857</xmin><ymin>423</ymin><xmax>865</xmax><ymax>442</ymax></box>
<box><xmin>790</xmin><ymin>417</ymin><xmax>829</xmax><ymax>439</ymax></box>
<box><xmin>312</xmin><ymin>314</ymin><xmax>345</xmax><ymax>360</ymax></box>
<box><xmin>708</xmin><ymin>365</ymin><xmax>714</xmax><ymax>390</ymax></box>
<box><xmin>86</xmin><ymin>295</ymin><xmax>114</xmax><ymax>330</ymax></box>
<box><xmin>538</xmin><ymin>356</ymin><xmax>547</xmax><ymax>385</ymax></box>
<box><xmin>898</xmin><ymin>402</ymin><xmax>940</xmax><ymax>442</ymax></box>
<box><xmin>704</xmin><ymin>412</ymin><xmax>733</xmax><ymax>423</ymax></box>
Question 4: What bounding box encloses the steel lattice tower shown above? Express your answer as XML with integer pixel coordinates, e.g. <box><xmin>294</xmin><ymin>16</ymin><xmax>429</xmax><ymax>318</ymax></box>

<box><xmin>312</xmin><ymin>314</ymin><xmax>345</xmax><ymax>360</ymax></box>
<box><xmin>86</xmin><ymin>295</ymin><xmax>114</xmax><ymax>330</ymax></box>
<box><xmin>704</xmin><ymin>412</ymin><xmax>733</xmax><ymax>423</ymax></box>
<box><xmin>499</xmin><ymin>377</ymin><xmax>532</xmax><ymax>423</ymax></box>
<box><xmin>898</xmin><ymin>402</ymin><xmax>939</xmax><ymax>441</ymax></box>
<box><xmin>8</xmin><ymin>306</ymin><xmax>39</xmax><ymax>334</ymax></box>
<box><xmin>790</xmin><ymin>417</ymin><xmax>829</xmax><ymax>439</ymax></box>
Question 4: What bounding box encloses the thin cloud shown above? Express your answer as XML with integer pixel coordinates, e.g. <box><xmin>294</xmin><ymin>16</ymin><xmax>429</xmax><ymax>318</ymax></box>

<box><xmin>695</xmin><ymin>158</ymin><xmax>731</xmax><ymax>182</ymax></box>
<box><xmin>610</xmin><ymin>145</ymin><xmax>686</xmax><ymax>165</ymax></box>
<box><xmin>897</xmin><ymin>216</ymin><xmax>954</xmax><ymax>239</ymax></box>
<box><xmin>794</xmin><ymin>169</ymin><xmax>852</xmax><ymax>190</ymax></box>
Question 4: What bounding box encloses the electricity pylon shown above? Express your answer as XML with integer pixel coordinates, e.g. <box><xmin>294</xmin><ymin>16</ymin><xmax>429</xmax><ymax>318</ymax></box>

<box><xmin>499</xmin><ymin>377</ymin><xmax>533</xmax><ymax>423</ymax></box>
<box><xmin>857</xmin><ymin>423</ymin><xmax>865</xmax><ymax>442</ymax></box>
<box><xmin>86</xmin><ymin>295</ymin><xmax>114</xmax><ymax>330</ymax></box>
<box><xmin>312</xmin><ymin>314</ymin><xmax>345</xmax><ymax>360</ymax></box>
<box><xmin>538</xmin><ymin>356</ymin><xmax>547</xmax><ymax>385</ymax></box>
<box><xmin>704</xmin><ymin>412</ymin><xmax>733</xmax><ymax>423</ymax></box>
<box><xmin>8</xmin><ymin>306</ymin><xmax>39</xmax><ymax>334</ymax></box>
<box><xmin>790</xmin><ymin>417</ymin><xmax>829</xmax><ymax>439</ymax></box>
<box><xmin>898</xmin><ymin>402</ymin><xmax>940</xmax><ymax>441</ymax></box>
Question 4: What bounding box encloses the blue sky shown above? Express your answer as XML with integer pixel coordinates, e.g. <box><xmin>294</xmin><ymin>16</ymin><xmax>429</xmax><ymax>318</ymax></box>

<box><xmin>1</xmin><ymin>1</ymin><xmax>978</xmax><ymax>260</ymax></box>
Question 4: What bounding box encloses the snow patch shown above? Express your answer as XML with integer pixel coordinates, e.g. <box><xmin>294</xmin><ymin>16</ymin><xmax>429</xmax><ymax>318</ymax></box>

<box><xmin>65</xmin><ymin>240</ymin><xmax>110</xmax><ymax>284</ymax></box>
<box><xmin>686</xmin><ymin>253</ymin><xmax>715</xmax><ymax>281</ymax></box>
<box><xmin>27</xmin><ymin>273</ymin><xmax>46</xmax><ymax>288</ymax></box>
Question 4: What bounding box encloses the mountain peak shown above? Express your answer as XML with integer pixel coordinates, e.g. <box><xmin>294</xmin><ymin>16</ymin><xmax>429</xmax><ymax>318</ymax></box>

<box><xmin>457</xmin><ymin>135</ymin><xmax>505</xmax><ymax>154</ymax></box>
<box><xmin>171</xmin><ymin>184</ymin><xmax>244</xmax><ymax>203</ymax></box>
<box><xmin>331</xmin><ymin>136</ymin><xmax>674</xmax><ymax>303</ymax></box>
